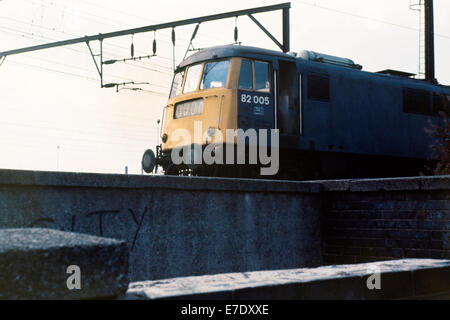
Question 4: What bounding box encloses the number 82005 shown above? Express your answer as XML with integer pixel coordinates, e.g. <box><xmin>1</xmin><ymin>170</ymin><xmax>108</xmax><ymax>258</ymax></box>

<box><xmin>241</xmin><ymin>94</ymin><xmax>270</xmax><ymax>105</ymax></box>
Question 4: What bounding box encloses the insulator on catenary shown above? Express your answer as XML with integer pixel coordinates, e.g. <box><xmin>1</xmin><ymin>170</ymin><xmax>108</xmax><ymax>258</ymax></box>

<box><xmin>172</xmin><ymin>28</ymin><xmax>176</xmax><ymax>46</ymax></box>
<box><xmin>191</xmin><ymin>24</ymin><xmax>199</xmax><ymax>41</ymax></box>
<box><xmin>234</xmin><ymin>26</ymin><xmax>238</xmax><ymax>43</ymax></box>
<box><xmin>153</xmin><ymin>38</ymin><xmax>157</xmax><ymax>55</ymax></box>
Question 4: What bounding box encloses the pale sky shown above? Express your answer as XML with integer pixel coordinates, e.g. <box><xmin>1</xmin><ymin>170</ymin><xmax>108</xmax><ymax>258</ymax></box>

<box><xmin>0</xmin><ymin>0</ymin><xmax>449</xmax><ymax>174</ymax></box>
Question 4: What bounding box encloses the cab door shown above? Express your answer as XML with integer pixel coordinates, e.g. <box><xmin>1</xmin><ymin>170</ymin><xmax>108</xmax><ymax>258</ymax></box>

<box><xmin>277</xmin><ymin>60</ymin><xmax>298</xmax><ymax>135</ymax></box>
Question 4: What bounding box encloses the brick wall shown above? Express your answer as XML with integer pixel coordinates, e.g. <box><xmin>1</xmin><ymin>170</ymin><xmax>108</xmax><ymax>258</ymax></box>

<box><xmin>322</xmin><ymin>176</ymin><xmax>450</xmax><ymax>265</ymax></box>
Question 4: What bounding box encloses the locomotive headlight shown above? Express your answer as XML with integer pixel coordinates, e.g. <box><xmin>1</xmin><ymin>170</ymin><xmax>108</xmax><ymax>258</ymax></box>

<box><xmin>161</xmin><ymin>133</ymin><xmax>168</xmax><ymax>143</ymax></box>
<box><xmin>174</xmin><ymin>99</ymin><xmax>203</xmax><ymax>119</ymax></box>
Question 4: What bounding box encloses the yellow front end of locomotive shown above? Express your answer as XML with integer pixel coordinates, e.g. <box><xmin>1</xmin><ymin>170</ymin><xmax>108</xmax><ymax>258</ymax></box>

<box><xmin>161</xmin><ymin>57</ymin><xmax>241</xmax><ymax>151</ymax></box>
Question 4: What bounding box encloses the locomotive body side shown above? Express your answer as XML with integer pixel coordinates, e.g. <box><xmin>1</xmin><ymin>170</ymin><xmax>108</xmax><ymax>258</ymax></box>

<box><xmin>293</xmin><ymin>58</ymin><xmax>450</xmax><ymax>178</ymax></box>
<box><xmin>143</xmin><ymin>44</ymin><xmax>449</xmax><ymax>179</ymax></box>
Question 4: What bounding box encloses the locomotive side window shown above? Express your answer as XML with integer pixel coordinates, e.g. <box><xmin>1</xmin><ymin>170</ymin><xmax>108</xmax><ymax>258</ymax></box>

<box><xmin>403</xmin><ymin>88</ymin><xmax>431</xmax><ymax>115</ymax></box>
<box><xmin>183</xmin><ymin>64</ymin><xmax>202</xmax><ymax>93</ymax></box>
<box><xmin>307</xmin><ymin>73</ymin><xmax>330</xmax><ymax>101</ymax></box>
<box><xmin>238</xmin><ymin>60</ymin><xmax>253</xmax><ymax>90</ymax></box>
<box><xmin>200</xmin><ymin>60</ymin><xmax>230</xmax><ymax>89</ymax></box>
<box><xmin>254</xmin><ymin>61</ymin><xmax>270</xmax><ymax>92</ymax></box>
<box><xmin>170</xmin><ymin>69</ymin><xmax>185</xmax><ymax>98</ymax></box>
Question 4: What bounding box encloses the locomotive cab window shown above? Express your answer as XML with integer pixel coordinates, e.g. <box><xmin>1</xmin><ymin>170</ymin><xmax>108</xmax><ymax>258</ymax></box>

<box><xmin>170</xmin><ymin>69</ymin><xmax>185</xmax><ymax>98</ymax></box>
<box><xmin>183</xmin><ymin>64</ymin><xmax>203</xmax><ymax>93</ymax></box>
<box><xmin>403</xmin><ymin>88</ymin><xmax>431</xmax><ymax>115</ymax></box>
<box><xmin>238</xmin><ymin>60</ymin><xmax>253</xmax><ymax>90</ymax></box>
<box><xmin>254</xmin><ymin>61</ymin><xmax>270</xmax><ymax>92</ymax></box>
<box><xmin>238</xmin><ymin>59</ymin><xmax>271</xmax><ymax>92</ymax></box>
<box><xmin>200</xmin><ymin>60</ymin><xmax>230</xmax><ymax>89</ymax></box>
<box><xmin>307</xmin><ymin>73</ymin><xmax>330</xmax><ymax>101</ymax></box>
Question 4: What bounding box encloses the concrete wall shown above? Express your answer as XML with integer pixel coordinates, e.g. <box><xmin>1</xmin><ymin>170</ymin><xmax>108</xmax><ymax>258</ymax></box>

<box><xmin>321</xmin><ymin>176</ymin><xmax>450</xmax><ymax>264</ymax></box>
<box><xmin>0</xmin><ymin>169</ymin><xmax>323</xmax><ymax>281</ymax></box>
<box><xmin>1</xmin><ymin>169</ymin><xmax>448</xmax><ymax>282</ymax></box>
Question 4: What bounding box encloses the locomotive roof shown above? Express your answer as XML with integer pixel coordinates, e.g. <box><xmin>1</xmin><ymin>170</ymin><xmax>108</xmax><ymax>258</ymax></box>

<box><xmin>178</xmin><ymin>44</ymin><xmax>449</xmax><ymax>90</ymax></box>
<box><xmin>178</xmin><ymin>44</ymin><xmax>295</xmax><ymax>68</ymax></box>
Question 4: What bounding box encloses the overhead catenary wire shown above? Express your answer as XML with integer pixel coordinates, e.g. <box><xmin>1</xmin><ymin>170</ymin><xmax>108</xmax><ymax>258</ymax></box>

<box><xmin>1</xmin><ymin>0</ymin><xmax>294</xmax><ymax>88</ymax></box>
<box><xmin>292</xmin><ymin>0</ymin><xmax>450</xmax><ymax>40</ymax></box>
<box><xmin>0</xmin><ymin>17</ymin><xmax>175</xmax><ymax>130</ymax></box>
<box><xmin>74</xmin><ymin>0</ymin><xmax>231</xmax><ymax>44</ymax></box>
<box><xmin>0</xmin><ymin>4</ymin><xmax>196</xmax><ymax>66</ymax></box>
<box><xmin>0</xmin><ymin>2</ymin><xmax>292</xmax><ymax>58</ymax></box>
<box><xmin>0</xmin><ymin>118</ymin><xmax>162</xmax><ymax>162</ymax></box>
<box><xmin>0</xmin><ymin>26</ymin><xmax>172</xmax><ymax>91</ymax></box>
<box><xmin>0</xmin><ymin>120</ymin><xmax>156</xmax><ymax>148</ymax></box>
<box><xmin>12</xmin><ymin>51</ymin><xmax>171</xmax><ymax>90</ymax></box>
<box><xmin>1</xmin><ymin>99</ymin><xmax>165</xmax><ymax>131</ymax></box>
<box><xmin>0</xmin><ymin>17</ymin><xmax>176</xmax><ymax>73</ymax></box>
<box><xmin>16</xmin><ymin>0</ymin><xmax>223</xmax><ymax>50</ymax></box>
<box><xmin>7</xmin><ymin>59</ymin><xmax>169</xmax><ymax>96</ymax></box>
<box><xmin>0</xmin><ymin>104</ymin><xmax>166</xmax><ymax>138</ymax></box>
<box><xmin>1</xmin><ymin>0</ymin><xmax>246</xmax><ymax>91</ymax></box>
<box><xmin>0</xmin><ymin>23</ymin><xmax>165</xmax><ymax>67</ymax></box>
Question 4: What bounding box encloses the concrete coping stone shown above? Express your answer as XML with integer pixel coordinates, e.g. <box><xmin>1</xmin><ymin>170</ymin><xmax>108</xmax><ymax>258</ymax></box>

<box><xmin>124</xmin><ymin>259</ymin><xmax>450</xmax><ymax>300</ymax></box>
<box><xmin>0</xmin><ymin>169</ymin><xmax>448</xmax><ymax>193</ymax></box>
<box><xmin>0</xmin><ymin>228</ymin><xmax>129</xmax><ymax>299</ymax></box>
<box><xmin>314</xmin><ymin>175</ymin><xmax>450</xmax><ymax>192</ymax></box>
<box><xmin>0</xmin><ymin>169</ymin><xmax>322</xmax><ymax>194</ymax></box>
